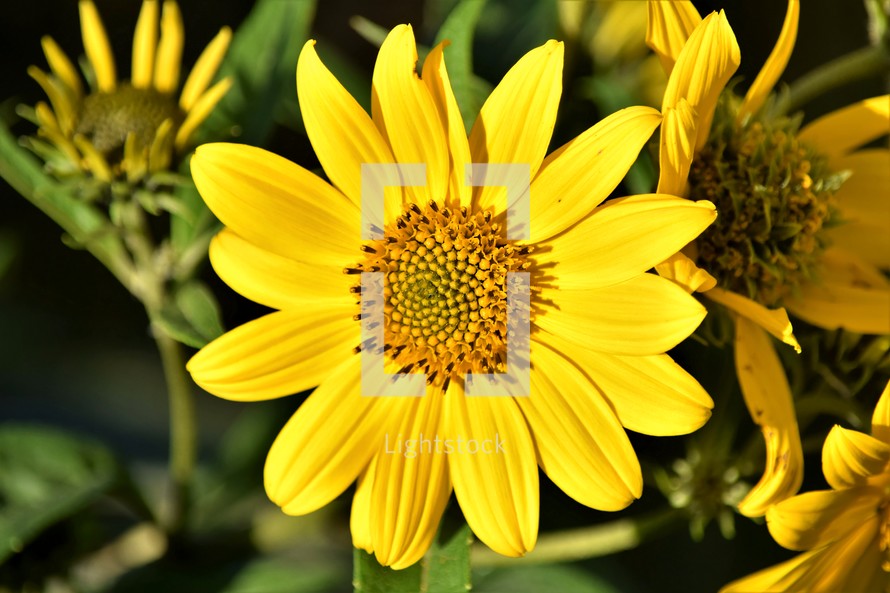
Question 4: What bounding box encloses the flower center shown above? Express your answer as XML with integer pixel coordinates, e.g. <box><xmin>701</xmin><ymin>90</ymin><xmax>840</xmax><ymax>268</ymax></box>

<box><xmin>347</xmin><ymin>201</ymin><xmax>531</xmax><ymax>388</ymax></box>
<box><xmin>688</xmin><ymin>95</ymin><xmax>845</xmax><ymax>307</ymax></box>
<box><xmin>76</xmin><ymin>84</ymin><xmax>183</xmax><ymax>156</ymax></box>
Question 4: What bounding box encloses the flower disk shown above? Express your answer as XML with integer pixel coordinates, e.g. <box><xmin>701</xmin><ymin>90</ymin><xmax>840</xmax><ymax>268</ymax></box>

<box><xmin>347</xmin><ymin>201</ymin><xmax>531</xmax><ymax>388</ymax></box>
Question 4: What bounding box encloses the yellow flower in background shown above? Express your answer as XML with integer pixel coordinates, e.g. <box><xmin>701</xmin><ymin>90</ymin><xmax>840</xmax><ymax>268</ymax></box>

<box><xmin>28</xmin><ymin>0</ymin><xmax>232</xmax><ymax>183</ymax></box>
<box><xmin>647</xmin><ymin>0</ymin><xmax>890</xmax><ymax>518</ymax></box>
<box><xmin>188</xmin><ymin>25</ymin><xmax>718</xmax><ymax>568</ymax></box>
<box><xmin>721</xmin><ymin>381</ymin><xmax>890</xmax><ymax>593</ymax></box>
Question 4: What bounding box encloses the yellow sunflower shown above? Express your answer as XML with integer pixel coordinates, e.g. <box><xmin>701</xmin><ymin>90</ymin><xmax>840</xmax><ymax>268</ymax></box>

<box><xmin>27</xmin><ymin>0</ymin><xmax>232</xmax><ymax>183</ymax></box>
<box><xmin>721</xmin><ymin>380</ymin><xmax>890</xmax><ymax>593</ymax></box>
<box><xmin>188</xmin><ymin>25</ymin><xmax>718</xmax><ymax>568</ymax></box>
<box><xmin>647</xmin><ymin>0</ymin><xmax>890</xmax><ymax>517</ymax></box>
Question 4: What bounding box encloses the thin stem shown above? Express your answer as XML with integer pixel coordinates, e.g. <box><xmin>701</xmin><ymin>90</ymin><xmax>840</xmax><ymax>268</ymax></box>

<box><xmin>150</xmin><ymin>320</ymin><xmax>197</xmax><ymax>534</ymax></box>
<box><xmin>471</xmin><ymin>507</ymin><xmax>684</xmax><ymax>567</ymax></box>
<box><xmin>779</xmin><ymin>45</ymin><xmax>890</xmax><ymax>115</ymax></box>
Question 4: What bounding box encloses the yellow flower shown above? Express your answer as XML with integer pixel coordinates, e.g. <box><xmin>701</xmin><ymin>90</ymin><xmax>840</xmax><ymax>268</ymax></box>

<box><xmin>187</xmin><ymin>25</ymin><xmax>717</xmax><ymax>568</ymax></box>
<box><xmin>28</xmin><ymin>0</ymin><xmax>232</xmax><ymax>182</ymax></box>
<box><xmin>647</xmin><ymin>0</ymin><xmax>890</xmax><ymax>517</ymax></box>
<box><xmin>721</xmin><ymin>381</ymin><xmax>890</xmax><ymax>593</ymax></box>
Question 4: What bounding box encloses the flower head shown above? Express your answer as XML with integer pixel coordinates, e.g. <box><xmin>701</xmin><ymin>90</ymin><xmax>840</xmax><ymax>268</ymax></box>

<box><xmin>188</xmin><ymin>24</ymin><xmax>717</xmax><ymax>568</ymax></box>
<box><xmin>722</xmin><ymin>381</ymin><xmax>890</xmax><ymax>593</ymax></box>
<box><xmin>647</xmin><ymin>0</ymin><xmax>890</xmax><ymax>517</ymax></box>
<box><xmin>27</xmin><ymin>0</ymin><xmax>231</xmax><ymax>183</ymax></box>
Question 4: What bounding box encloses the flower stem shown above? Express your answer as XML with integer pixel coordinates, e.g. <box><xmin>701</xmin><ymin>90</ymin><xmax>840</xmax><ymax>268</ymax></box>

<box><xmin>779</xmin><ymin>45</ymin><xmax>890</xmax><ymax>115</ymax></box>
<box><xmin>471</xmin><ymin>507</ymin><xmax>684</xmax><ymax>567</ymax></box>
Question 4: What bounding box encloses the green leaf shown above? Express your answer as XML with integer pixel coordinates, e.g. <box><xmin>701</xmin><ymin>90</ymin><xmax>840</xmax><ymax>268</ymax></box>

<box><xmin>196</xmin><ymin>0</ymin><xmax>317</xmax><ymax>147</ymax></box>
<box><xmin>474</xmin><ymin>564</ymin><xmax>623</xmax><ymax>593</ymax></box>
<box><xmin>423</xmin><ymin>524</ymin><xmax>472</xmax><ymax>593</ymax></box>
<box><xmin>155</xmin><ymin>280</ymin><xmax>225</xmax><ymax>349</ymax></box>
<box><xmin>354</xmin><ymin>548</ymin><xmax>423</xmax><ymax>593</ymax></box>
<box><xmin>434</xmin><ymin>0</ymin><xmax>491</xmax><ymax>130</ymax></box>
<box><xmin>0</xmin><ymin>425</ymin><xmax>119</xmax><ymax>564</ymax></box>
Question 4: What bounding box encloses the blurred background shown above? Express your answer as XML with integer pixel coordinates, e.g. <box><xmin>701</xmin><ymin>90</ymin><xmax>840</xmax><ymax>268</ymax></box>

<box><xmin>0</xmin><ymin>1</ymin><xmax>884</xmax><ymax>591</ymax></box>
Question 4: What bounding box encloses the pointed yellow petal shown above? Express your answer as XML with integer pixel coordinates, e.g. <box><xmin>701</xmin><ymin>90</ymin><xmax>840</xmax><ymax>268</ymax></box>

<box><xmin>822</xmin><ymin>425</ymin><xmax>890</xmax><ymax>490</ymax></box>
<box><xmin>28</xmin><ymin>66</ymin><xmax>77</xmax><ymax>135</ymax></box>
<box><xmin>370</xmin><ymin>391</ymin><xmax>451</xmax><ymax>569</ymax></box>
<box><xmin>209</xmin><ymin>230</ymin><xmax>353</xmax><ymax>311</ymax></box>
<box><xmin>422</xmin><ymin>41</ymin><xmax>472</xmax><ymax>208</ymax></box>
<box><xmin>646</xmin><ymin>0</ymin><xmax>702</xmax><ymax>75</ymax></box>
<box><xmin>734</xmin><ymin>316</ymin><xmax>803</xmax><ymax>517</ymax></box>
<box><xmin>832</xmin><ymin>149</ymin><xmax>890</xmax><ymax>228</ymax></box>
<box><xmin>536</xmin><ymin>273</ymin><xmax>706</xmax><ymax>356</ymax></box>
<box><xmin>34</xmin><ymin>102</ymin><xmax>80</xmax><ymax>162</ymax></box>
<box><xmin>174</xmin><ymin>77</ymin><xmax>232</xmax><ymax>150</ymax></box>
<box><xmin>372</xmin><ymin>25</ymin><xmax>449</xmax><ymax>205</ymax></box>
<box><xmin>655</xmin><ymin>251</ymin><xmax>717</xmax><ymax>293</ymax></box>
<box><xmin>470</xmin><ymin>40</ymin><xmax>563</xmax><ymax>212</ymax></box>
<box><xmin>122</xmin><ymin>131</ymin><xmax>147</xmax><ymax>183</ymax></box>
<box><xmin>180</xmin><ymin>27</ymin><xmax>232</xmax><ymax>110</ymax></box>
<box><xmin>657</xmin><ymin>98</ymin><xmax>697</xmax><ymax>195</ymax></box>
<box><xmin>872</xmin><ymin>381</ymin><xmax>890</xmax><ymax>444</ymax></box>
<box><xmin>766</xmin><ymin>488</ymin><xmax>876</xmax><ymax>551</ymax></box>
<box><xmin>529</xmin><ymin>106</ymin><xmax>663</xmax><ymax>241</ymax></box>
<box><xmin>536</xmin><ymin>194</ymin><xmax>715</xmax><ymax>289</ymax></box>
<box><xmin>73</xmin><ymin>134</ymin><xmax>112</xmax><ymax>181</ymax></box>
<box><xmin>154</xmin><ymin>0</ymin><xmax>184</xmax><ymax>93</ymax></box>
<box><xmin>706</xmin><ymin>287</ymin><xmax>800</xmax><ymax>351</ymax></box>
<box><xmin>519</xmin><ymin>340</ymin><xmax>642</xmax><ymax>510</ymax></box>
<box><xmin>537</xmin><ymin>331</ymin><xmax>713</xmax><ymax>436</ymax></box>
<box><xmin>297</xmin><ymin>40</ymin><xmax>402</xmax><ymax>213</ymax></box>
<box><xmin>147</xmin><ymin>117</ymin><xmax>174</xmax><ymax>173</ymax></box>
<box><xmin>187</xmin><ymin>307</ymin><xmax>358</xmax><ymax>401</ymax></box>
<box><xmin>41</xmin><ymin>36</ymin><xmax>82</xmax><ymax>98</ymax></box>
<box><xmin>444</xmin><ymin>382</ymin><xmax>538</xmax><ymax>557</ymax></box>
<box><xmin>79</xmin><ymin>0</ymin><xmax>116</xmax><ymax>91</ymax></box>
<box><xmin>131</xmin><ymin>0</ymin><xmax>159</xmax><ymax>89</ymax></box>
<box><xmin>662</xmin><ymin>10</ymin><xmax>740</xmax><ymax>150</ymax></box>
<box><xmin>738</xmin><ymin>0</ymin><xmax>799</xmax><ymax>121</ymax></box>
<box><xmin>799</xmin><ymin>95</ymin><xmax>890</xmax><ymax>160</ymax></box>
<box><xmin>351</xmin><ymin>459</ymin><xmax>376</xmax><ymax>553</ymax></box>
<box><xmin>190</xmin><ymin>142</ymin><xmax>359</xmax><ymax>264</ymax></box>
<box><xmin>265</xmin><ymin>357</ymin><xmax>409</xmax><ymax>516</ymax></box>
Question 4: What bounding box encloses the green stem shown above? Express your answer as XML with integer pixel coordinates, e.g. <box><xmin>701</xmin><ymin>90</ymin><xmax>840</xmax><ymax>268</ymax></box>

<box><xmin>150</xmin><ymin>320</ymin><xmax>197</xmax><ymax>534</ymax></box>
<box><xmin>779</xmin><ymin>45</ymin><xmax>890</xmax><ymax>115</ymax></box>
<box><xmin>471</xmin><ymin>507</ymin><xmax>684</xmax><ymax>567</ymax></box>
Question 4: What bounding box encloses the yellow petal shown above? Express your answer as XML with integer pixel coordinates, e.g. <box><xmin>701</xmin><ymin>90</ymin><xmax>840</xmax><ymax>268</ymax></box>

<box><xmin>265</xmin><ymin>356</ymin><xmax>408</xmax><ymax>515</ymax></box>
<box><xmin>122</xmin><ymin>131</ymin><xmax>147</xmax><ymax>183</ymax></box>
<box><xmin>734</xmin><ymin>316</ymin><xmax>803</xmax><ymax>518</ymax></box>
<box><xmin>79</xmin><ymin>0</ymin><xmax>116</xmax><ymax>91</ymax></box>
<box><xmin>179</xmin><ymin>27</ymin><xmax>232</xmax><ymax>111</ymax></box>
<box><xmin>828</xmin><ymin>223</ymin><xmax>890</xmax><ymax>270</ymax></box>
<box><xmin>470</xmin><ymin>40</ymin><xmax>563</xmax><ymax>213</ymax></box>
<box><xmin>536</xmin><ymin>194</ymin><xmax>715</xmax><ymax>290</ymax></box>
<box><xmin>209</xmin><ymin>230</ymin><xmax>353</xmax><ymax>311</ymax></box>
<box><xmin>28</xmin><ymin>66</ymin><xmax>77</xmax><ymax>136</ymax></box>
<box><xmin>655</xmin><ymin>251</ymin><xmax>717</xmax><ymax>293</ymax></box>
<box><xmin>372</xmin><ymin>25</ymin><xmax>449</xmax><ymax>205</ymax></box>
<box><xmin>41</xmin><ymin>36</ymin><xmax>82</xmax><ymax>98</ymax></box>
<box><xmin>297</xmin><ymin>40</ymin><xmax>400</xmax><ymax>211</ymax></box>
<box><xmin>530</xmin><ymin>106</ymin><xmax>663</xmax><ymax>241</ymax></box>
<box><xmin>720</xmin><ymin>516</ymin><xmax>881</xmax><ymax>593</ymax></box>
<box><xmin>370</xmin><ymin>390</ymin><xmax>451</xmax><ymax>569</ymax></box>
<box><xmin>444</xmin><ymin>381</ymin><xmax>538</xmax><ymax>557</ymax></box>
<box><xmin>662</xmin><ymin>10</ymin><xmax>740</xmax><ymax>150</ymax></box>
<box><xmin>645</xmin><ymin>0</ymin><xmax>702</xmax><ymax>75</ymax></box>
<box><xmin>131</xmin><ymin>0</ymin><xmax>159</xmax><ymax>89</ymax></box>
<box><xmin>422</xmin><ymin>41</ymin><xmax>472</xmax><ymax>208</ymax></box>
<box><xmin>799</xmin><ymin>95</ymin><xmax>890</xmax><ymax>160</ymax></box>
<box><xmin>872</xmin><ymin>381</ymin><xmax>890</xmax><ymax>444</ymax></box>
<box><xmin>154</xmin><ymin>0</ymin><xmax>184</xmax><ymax>93</ymax></box>
<box><xmin>832</xmin><ymin>150</ymin><xmax>890</xmax><ymax>247</ymax></box>
<box><xmin>174</xmin><ymin>77</ymin><xmax>232</xmax><ymax>150</ymax></box>
<box><xmin>519</xmin><ymin>340</ymin><xmax>642</xmax><ymax>510</ymax></box>
<box><xmin>706</xmin><ymin>286</ymin><xmax>800</xmax><ymax>352</ymax></box>
<box><xmin>766</xmin><ymin>488</ymin><xmax>878</xmax><ymax>551</ymax></box>
<box><xmin>190</xmin><ymin>142</ymin><xmax>359</xmax><ymax>265</ymax></box>
<box><xmin>822</xmin><ymin>425</ymin><xmax>890</xmax><ymax>489</ymax></box>
<box><xmin>536</xmin><ymin>273</ymin><xmax>707</xmax><ymax>356</ymax></box>
<box><xmin>536</xmin><ymin>331</ymin><xmax>713</xmax><ymax>436</ymax></box>
<box><xmin>737</xmin><ymin>0</ymin><xmax>799</xmax><ymax>121</ymax></box>
<box><xmin>657</xmin><ymin>98</ymin><xmax>697</xmax><ymax>196</ymax></box>
<box><xmin>187</xmin><ymin>307</ymin><xmax>358</xmax><ymax>401</ymax></box>
<box><xmin>147</xmin><ymin>117</ymin><xmax>174</xmax><ymax>174</ymax></box>
<box><xmin>784</xmin><ymin>278</ymin><xmax>890</xmax><ymax>335</ymax></box>
<box><xmin>350</xmin><ymin>459</ymin><xmax>376</xmax><ymax>553</ymax></box>
<box><xmin>73</xmin><ymin>134</ymin><xmax>112</xmax><ymax>181</ymax></box>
